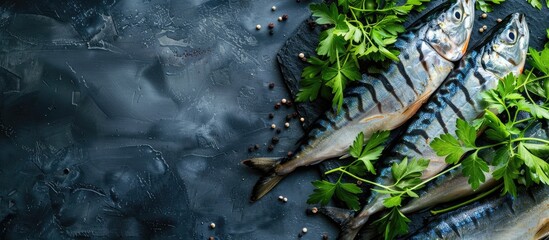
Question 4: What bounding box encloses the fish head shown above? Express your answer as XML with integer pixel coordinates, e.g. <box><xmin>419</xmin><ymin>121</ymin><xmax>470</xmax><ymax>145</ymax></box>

<box><xmin>424</xmin><ymin>0</ymin><xmax>475</xmax><ymax>61</ymax></box>
<box><xmin>481</xmin><ymin>13</ymin><xmax>529</xmax><ymax>76</ymax></box>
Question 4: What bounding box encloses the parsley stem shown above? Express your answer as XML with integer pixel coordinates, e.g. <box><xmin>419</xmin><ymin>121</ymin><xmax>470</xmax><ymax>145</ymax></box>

<box><xmin>513</xmin><ymin>137</ymin><xmax>549</xmax><ymax>144</ymax></box>
<box><xmin>476</xmin><ymin>142</ymin><xmax>507</xmax><ymax>150</ymax></box>
<box><xmin>515</xmin><ymin>72</ymin><xmax>549</xmax><ymax>90</ymax></box>
<box><xmin>430</xmin><ymin>183</ymin><xmax>502</xmax><ymax>215</ymax></box>
<box><xmin>408</xmin><ymin>163</ymin><xmax>463</xmax><ymax>192</ymax></box>
<box><xmin>327</xmin><ymin>168</ymin><xmax>394</xmax><ymax>190</ymax></box>
<box><xmin>349</xmin><ymin>5</ymin><xmax>401</xmax><ymax>14</ymax></box>
<box><xmin>513</xmin><ymin>117</ymin><xmax>533</xmax><ymax>125</ymax></box>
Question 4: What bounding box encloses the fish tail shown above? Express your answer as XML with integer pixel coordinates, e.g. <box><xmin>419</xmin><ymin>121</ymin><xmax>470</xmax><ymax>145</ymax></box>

<box><xmin>320</xmin><ymin>206</ymin><xmax>367</xmax><ymax>240</ymax></box>
<box><xmin>338</xmin><ymin>224</ymin><xmax>363</xmax><ymax>240</ymax></box>
<box><xmin>242</xmin><ymin>157</ymin><xmax>279</xmax><ymax>173</ymax></box>
<box><xmin>320</xmin><ymin>206</ymin><xmax>354</xmax><ymax>226</ymax></box>
<box><xmin>242</xmin><ymin>157</ymin><xmax>285</xmax><ymax>201</ymax></box>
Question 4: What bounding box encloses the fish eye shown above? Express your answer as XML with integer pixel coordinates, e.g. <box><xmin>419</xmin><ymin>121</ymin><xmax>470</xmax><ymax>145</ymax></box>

<box><xmin>508</xmin><ymin>31</ymin><xmax>515</xmax><ymax>41</ymax></box>
<box><xmin>454</xmin><ymin>10</ymin><xmax>461</xmax><ymax>20</ymax></box>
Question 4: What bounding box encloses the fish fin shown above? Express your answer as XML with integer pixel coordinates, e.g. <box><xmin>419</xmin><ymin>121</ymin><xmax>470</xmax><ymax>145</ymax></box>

<box><xmin>242</xmin><ymin>157</ymin><xmax>280</xmax><ymax>174</ymax></box>
<box><xmin>339</xmin><ymin>153</ymin><xmax>351</xmax><ymax>160</ymax></box>
<box><xmin>534</xmin><ymin>218</ymin><xmax>549</xmax><ymax>240</ymax></box>
<box><xmin>250</xmin><ymin>172</ymin><xmax>285</xmax><ymax>202</ymax></box>
<box><xmin>402</xmin><ymin>90</ymin><xmax>432</xmax><ymax>118</ymax></box>
<box><xmin>359</xmin><ymin>115</ymin><xmax>385</xmax><ymax>124</ymax></box>
<box><xmin>320</xmin><ymin>206</ymin><xmax>354</xmax><ymax>226</ymax></box>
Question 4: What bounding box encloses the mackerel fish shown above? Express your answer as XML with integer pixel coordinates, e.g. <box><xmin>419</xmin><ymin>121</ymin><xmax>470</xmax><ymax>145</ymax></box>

<box><xmin>328</xmin><ymin>12</ymin><xmax>529</xmax><ymax>240</ymax></box>
<box><xmin>358</xmin><ymin>120</ymin><xmax>548</xmax><ymax>240</ymax></box>
<box><xmin>243</xmin><ymin>0</ymin><xmax>474</xmax><ymax>202</ymax></box>
<box><xmin>407</xmin><ymin>184</ymin><xmax>549</xmax><ymax>240</ymax></box>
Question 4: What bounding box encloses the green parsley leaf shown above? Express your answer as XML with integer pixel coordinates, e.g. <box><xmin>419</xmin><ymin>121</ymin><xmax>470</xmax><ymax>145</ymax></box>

<box><xmin>430</xmin><ymin>133</ymin><xmax>469</xmax><ymax>164</ymax></box>
<box><xmin>373</xmin><ymin>208</ymin><xmax>411</xmax><ymax>240</ymax></box>
<box><xmin>325</xmin><ymin>70</ymin><xmax>346</xmax><ymax>110</ymax></box>
<box><xmin>522</xmin><ymin>142</ymin><xmax>549</xmax><ymax>157</ymax></box>
<box><xmin>518</xmin><ymin>143</ymin><xmax>549</xmax><ymax>185</ymax></box>
<box><xmin>310</xmin><ymin>3</ymin><xmax>340</xmax><ymax>25</ymax></box>
<box><xmin>481</xmin><ymin>90</ymin><xmax>505</xmax><ymax>113</ymax></box>
<box><xmin>383</xmin><ymin>195</ymin><xmax>402</xmax><ymax>208</ymax></box>
<box><xmin>456</xmin><ymin>118</ymin><xmax>477</xmax><ymax>148</ymax></box>
<box><xmin>307</xmin><ymin>180</ymin><xmax>336</xmax><ymax>206</ymax></box>
<box><xmin>357</xmin><ymin>131</ymin><xmax>390</xmax><ymax>174</ymax></box>
<box><xmin>476</xmin><ymin>0</ymin><xmax>505</xmax><ymax>12</ymax></box>
<box><xmin>492</xmin><ymin>151</ymin><xmax>520</xmax><ymax>196</ymax></box>
<box><xmin>517</xmin><ymin>101</ymin><xmax>549</xmax><ymax>120</ymax></box>
<box><xmin>528</xmin><ymin>47</ymin><xmax>549</xmax><ymax>75</ymax></box>
<box><xmin>336</xmin><ymin>182</ymin><xmax>363</xmax><ymax>210</ymax></box>
<box><xmin>462</xmin><ymin>152</ymin><xmax>490</xmax><ymax>189</ymax></box>
<box><xmin>391</xmin><ymin>158</ymin><xmax>429</xmax><ymax>189</ymax></box>
<box><xmin>527</xmin><ymin>0</ymin><xmax>543</xmax><ymax>9</ymax></box>
<box><xmin>318</xmin><ymin>29</ymin><xmax>346</xmax><ymax>62</ymax></box>
<box><xmin>350</xmin><ymin>132</ymin><xmax>365</xmax><ymax>158</ymax></box>
<box><xmin>307</xmin><ymin>180</ymin><xmax>363</xmax><ymax>210</ymax></box>
<box><xmin>483</xmin><ymin>110</ymin><xmax>510</xmax><ymax>141</ymax></box>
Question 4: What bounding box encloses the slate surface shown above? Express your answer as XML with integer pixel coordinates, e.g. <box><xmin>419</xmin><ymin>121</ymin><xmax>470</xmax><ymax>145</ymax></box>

<box><xmin>0</xmin><ymin>0</ymin><xmax>548</xmax><ymax>239</ymax></box>
<box><xmin>0</xmin><ymin>0</ymin><xmax>346</xmax><ymax>239</ymax></box>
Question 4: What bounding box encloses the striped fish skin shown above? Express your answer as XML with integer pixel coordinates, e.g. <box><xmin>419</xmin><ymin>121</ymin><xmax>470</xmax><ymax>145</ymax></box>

<box><xmin>407</xmin><ymin>185</ymin><xmax>549</xmax><ymax>240</ymax></box>
<box><xmin>399</xmin><ymin>166</ymin><xmax>498</xmax><ymax>215</ymax></box>
<box><xmin>243</xmin><ymin>0</ymin><xmax>475</xmax><ymax>202</ymax></box>
<box><xmin>336</xmin><ymin>13</ymin><xmax>529</xmax><ymax>240</ymax></box>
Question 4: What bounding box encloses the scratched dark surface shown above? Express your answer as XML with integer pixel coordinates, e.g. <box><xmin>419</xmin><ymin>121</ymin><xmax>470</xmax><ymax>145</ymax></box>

<box><xmin>0</xmin><ymin>0</ymin><xmax>344</xmax><ymax>239</ymax></box>
<box><xmin>1</xmin><ymin>0</ymin><xmax>548</xmax><ymax>239</ymax></box>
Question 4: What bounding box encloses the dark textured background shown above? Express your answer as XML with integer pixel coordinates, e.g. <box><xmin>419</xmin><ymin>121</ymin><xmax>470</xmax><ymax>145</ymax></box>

<box><xmin>0</xmin><ymin>0</ymin><xmax>548</xmax><ymax>239</ymax></box>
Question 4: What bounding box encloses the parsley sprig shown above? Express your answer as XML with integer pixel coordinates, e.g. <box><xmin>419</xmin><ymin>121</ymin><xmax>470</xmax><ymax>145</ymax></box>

<box><xmin>307</xmin><ymin>131</ymin><xmax>437</xmax><ymax>239</ymax></box>
<box><xmin>477</xmin><ymin>0</ymin><xmax>547</xmax><ymax>13</ymax></box>
<box><xmin>297</xmin><ymin>0</ymin><xmax>429</xmax><ymax>111</ymax></box>
<box><xmin>430</xmin><ymin>47</ymin><xmax>549</xmax><ymax>196</ymax></box>
<box><xmin>307</xmin><ymin>131</ymin><xmax>390</xmax><ymax>210</ymax></box>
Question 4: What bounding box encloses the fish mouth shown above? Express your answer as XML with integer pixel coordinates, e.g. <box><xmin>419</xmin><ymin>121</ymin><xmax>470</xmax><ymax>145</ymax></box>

<box><xmin>516</xmin><ymin>13</ymin><xmax>529</xmax><ymax>73</ymax></box>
